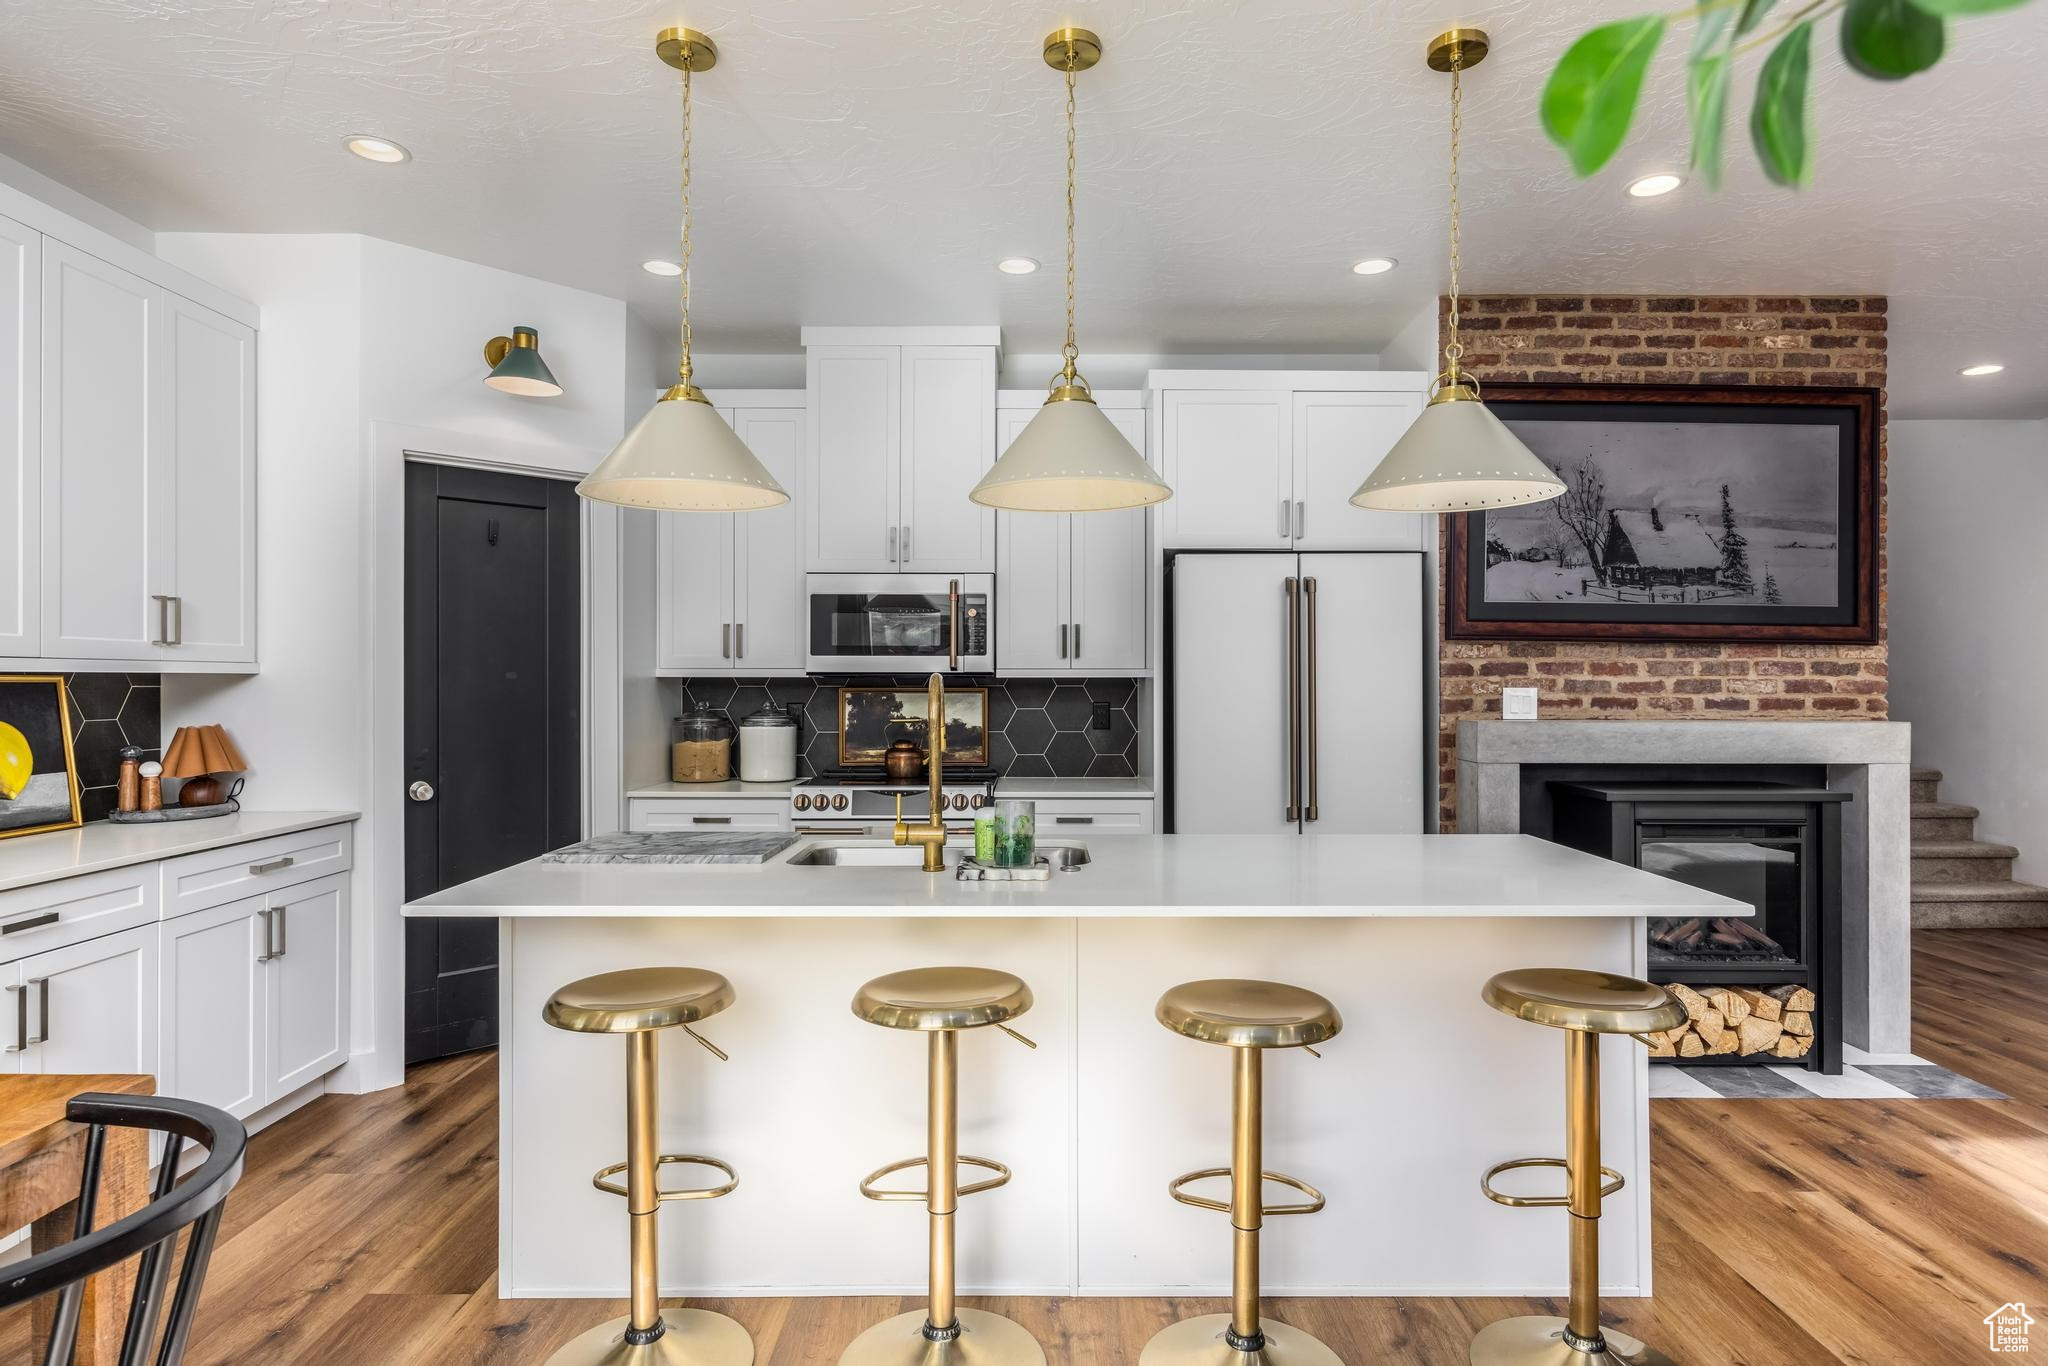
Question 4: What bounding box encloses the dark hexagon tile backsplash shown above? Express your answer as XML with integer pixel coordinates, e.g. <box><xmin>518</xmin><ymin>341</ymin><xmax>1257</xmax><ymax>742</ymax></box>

<box><xmin>666</xmin><ymin>675</ymin><xmax>1143</xmax><ymax>779</ymax></box>
<box><xmin>61</xmin><ymin>673</ymin><xmax>162</xmax><ymax>822</ymax></box>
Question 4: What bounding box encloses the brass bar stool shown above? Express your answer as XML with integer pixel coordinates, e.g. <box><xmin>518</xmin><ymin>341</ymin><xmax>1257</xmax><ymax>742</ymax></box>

<box><xmin>1142</xmin><ymin>979</ymin><xmax>1342</xmax><ymax>1366</ymax></box>
<box><xmin>841</xmin><ymin>967</ymin><xmax>1043</xmax><ymax>1366</ymax></box>
<box><xmin>1473</xmin><ymin>968</ymin><xmax>1688</xmax><ymax>1366</ymax></box>
<box><xmin>543</xmin><ymin>967</ymin><xmax>751</xmax><ymax>1366</ymax></box>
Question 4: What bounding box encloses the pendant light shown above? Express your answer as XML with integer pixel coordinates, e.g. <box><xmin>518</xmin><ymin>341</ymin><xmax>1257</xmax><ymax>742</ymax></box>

<box><xmin>578</xmin><ymin>28</ymin><xmax>788</xmax><ymax>512</ymax></box>
<box><xmin>1350</xmin><ymin>29</ymin><xmax>1564</xmax><ymax>513</ymax></box>
<box><xmin>969</xmin><ymin>29</ymin><xmax>1171</xmax><ymax>513</ymax></box>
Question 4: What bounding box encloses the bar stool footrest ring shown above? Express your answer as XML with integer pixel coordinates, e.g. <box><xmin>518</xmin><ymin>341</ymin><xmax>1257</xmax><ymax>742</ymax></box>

<box><xmin>1168</xmin><ymin>1166</ymin><xmax>1326</xmax><ymax>1216</ymax></box>
<box><xmin>858</xmin><ymin>1153</ymin><xmax>1012</xmax><ymax>1202</ymax></box>
<box><xmin>1479</xmin><ymin>1156</ymin><xmax>1623</xmax><ymax>1209</ymax></box>
<box><xmin>592</xmin><ymin>1152</ymin><xmax>739</xmax><ymax>1202</ymax></box>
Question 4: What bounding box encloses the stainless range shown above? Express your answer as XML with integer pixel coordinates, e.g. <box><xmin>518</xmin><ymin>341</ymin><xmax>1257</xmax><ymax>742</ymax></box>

<box><xmin>789</xmin><ymin>767</ymin><xmax>998</xmax><ymax>836</ymax></box>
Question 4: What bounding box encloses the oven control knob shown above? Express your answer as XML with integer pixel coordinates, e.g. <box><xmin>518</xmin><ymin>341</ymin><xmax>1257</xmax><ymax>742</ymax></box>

<box><xmin>952</xmin><ymin>793</ymin><xmax>968</xmax><ymax>811</ymax></box>
<box><xmin>970</xmin><ymin>793</ymin><xmax>988</xmax><ymax>809</ymax></box>
<box><xmin>793</xmin><ymin>793</ymin><xmax>811</xmax><ymax>812</ymax></box>
<box><xmin>831</xmin><ymin>793</ymin><xmax>849</xmax><ymax>811</ymax></box>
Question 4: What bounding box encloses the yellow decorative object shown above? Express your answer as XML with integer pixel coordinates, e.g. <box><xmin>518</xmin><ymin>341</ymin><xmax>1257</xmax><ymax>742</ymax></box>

<box><xmin>0</xmin><ymin>721</ymin><xmax>30</xmax><ymax>800</ymax></box>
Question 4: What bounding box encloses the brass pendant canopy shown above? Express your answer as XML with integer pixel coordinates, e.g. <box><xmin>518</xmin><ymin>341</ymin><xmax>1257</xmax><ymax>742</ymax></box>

<box><xmin>970</xmin><ymin>29</ymin><xmax>1171</xmax><ymax>514</ymax></box>
<box><xmin>579</xmin><ymin>28</ymin><xmax>788</xmax><ymax>513</ymax></box>
<box><xmin>1351</xmin><ymin>29</ymin><xmax>1563</xmax><ymax>514</ymax></box>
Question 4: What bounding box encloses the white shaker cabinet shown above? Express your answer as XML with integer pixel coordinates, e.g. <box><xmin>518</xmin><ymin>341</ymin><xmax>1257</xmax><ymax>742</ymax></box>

<box><xmin>161</xmin><ymin>897</ymin><xmax>265</xmax><ymax>1118</ymax></box>
<box><xmin>0</xmin><ymin>215</ymin><xmax>38</xmax><ymax>657</ymax></box>
<box><xmin>1290</xmin><ymin>390</ymin><xmax>1426</xmax><ymax>552</ymax></box>
<box><xmin>996</xmin><ymin>400</ymin><xmax>1149</xmax><ymax>673</ymax></box>
<box><xmin>656</xmin><ymin>404</ymin><xmax>804</xmax><ymax>675</ymax></box>
<box><xmin>1158</xmin><ymin>389</ymin><xmax>1292</xmax><ymax>549</ymax></box>
<box><xmin>266</xmin><ymin>873</ymin><xmax>349</xmax><ymax>1097</ymax></box>
<box><xmin>36</xmin><ymin>239</ymin><xmax>257</xmax><ymax>667</ymax></box>
<box><xmin>802</xmin><ymin>331</ymin><xmax>996</xmax><ymax>573</ymax></box>
<box><xmin>6</xmin><ymin>921</ymin><xmax>159</xmax><ymax>1079</ymax></box>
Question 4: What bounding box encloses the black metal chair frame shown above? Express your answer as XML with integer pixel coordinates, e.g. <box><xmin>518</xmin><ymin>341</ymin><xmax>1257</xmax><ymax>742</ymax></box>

<box><xmin>0</xmin><ymin>1093</ymin><xmax>247</xmax><ymax>1366</ymax></box>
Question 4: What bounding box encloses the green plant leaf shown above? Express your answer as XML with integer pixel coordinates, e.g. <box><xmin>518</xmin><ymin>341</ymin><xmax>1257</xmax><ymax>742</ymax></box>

<box><xmin>1688</xmin><ymin>53</ymin><xmax>1734</xmax><ymax>188</ymax></box>
<box><xmin>1692</xmin><ymin>2</ymin><xmax>1736</xmax><ymax>54</ymax></box>
<box><xmin>1542</xmin><ymin>16</ymin><xmax>1667</xmax><ymax>176</ymax></box>
<box><xmin>1843</xmin><ymin>0</ymin><xmax>1947</xmax><ymax>76</ymax></box>
<box><xmin>1736</xmin><ymin>0</ymin><xmax>1780</xmax><ymax>35</ymax></box>
<box><xmin>1905</xmin><ymin>0</ymin><xmax>2033</xmax><ymax>14</ymax></box>
<box><xmin>1751</xmin><ymin>21</ymin><xmax>1815</xmax><ymax>186</ymax></box>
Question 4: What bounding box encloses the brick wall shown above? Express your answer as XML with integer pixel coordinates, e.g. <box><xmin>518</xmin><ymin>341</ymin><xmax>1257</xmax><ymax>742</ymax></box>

<box><xmin>1436</xmin><ymin>294</ymin><xmax>1888</xmax><ymax>830</ymax></box>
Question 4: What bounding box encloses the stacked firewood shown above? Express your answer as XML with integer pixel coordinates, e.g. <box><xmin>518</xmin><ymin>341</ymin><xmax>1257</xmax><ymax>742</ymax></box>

<box><xmin>1645</xmin><ymin>983</ymin><xmax>1816</xmax><ymax>1060</ymax></box>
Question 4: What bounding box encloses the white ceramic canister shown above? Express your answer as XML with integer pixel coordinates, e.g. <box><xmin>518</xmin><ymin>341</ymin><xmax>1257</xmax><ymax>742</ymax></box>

<box><xmin>738</xmin><ymin>702</ymin><xmax>800</xmax><ymax>782</ymax></box>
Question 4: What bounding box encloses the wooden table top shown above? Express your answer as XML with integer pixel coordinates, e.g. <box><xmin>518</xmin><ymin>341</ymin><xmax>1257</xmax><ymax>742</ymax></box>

<box><xmin>0</xmin><ymin>1074</ymin><xmax>155</xmax><ymax>1169</ymax></box>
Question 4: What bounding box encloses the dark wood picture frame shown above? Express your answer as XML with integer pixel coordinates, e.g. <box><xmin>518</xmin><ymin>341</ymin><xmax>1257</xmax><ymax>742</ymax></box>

<box><xmin>1446</xmin><ymin>384</ymin><xmax>1879</xmax><ymax>643</ymax></box>
<box><xmin>837</xmin><ymin>686</ymin><xmax>990</xmax><ymax>766</ymax></box>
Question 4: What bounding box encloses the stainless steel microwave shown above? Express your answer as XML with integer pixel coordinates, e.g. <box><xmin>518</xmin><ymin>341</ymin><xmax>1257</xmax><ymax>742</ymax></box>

<box><xmin>804</xmin><ymin>574</ymin><xmax>994</xmax><ymax>673</ymax></box>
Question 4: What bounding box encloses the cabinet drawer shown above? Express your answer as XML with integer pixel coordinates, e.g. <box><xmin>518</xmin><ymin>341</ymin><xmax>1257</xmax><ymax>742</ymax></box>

<box><xmin>629</xmin><ymin>799</ymin><xmax>790</xmax><ymax>833</ymax></box>
<box><xmin>161</xmin><ymin>823</ymin><xmax>355</xmax><ymax>920</ymax></box>
<box><xmin>0</xmin><ymin>864</ymin><xmax>158</xmax><ymax>964</ymax></box>
<box><xmin>1028</xmin><ymin>800</ymin><xmax>1155</xmax><ymax>834</ymax></box>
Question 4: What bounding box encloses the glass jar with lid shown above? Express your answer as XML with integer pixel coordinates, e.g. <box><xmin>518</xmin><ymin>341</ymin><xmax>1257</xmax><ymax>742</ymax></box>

<box><xmin>670</xmin><ymin>704</ymin><xmax>734</xmax><ymax>783</ymax></box>
<box><xmin>738</xmin><ymin>702</ymin><xmax>800</xmax><ymax>783</ymax></box>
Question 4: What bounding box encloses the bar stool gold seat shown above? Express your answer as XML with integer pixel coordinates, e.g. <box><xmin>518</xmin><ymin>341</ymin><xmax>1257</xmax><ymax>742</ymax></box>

<box><xmin>1472</xmin><ymin>968</ymin><xmax>1688</xmax><ymax>1366</ymax></box>
<box><xmin>841</xmin><ymin>967</ymin><xmax>1043</xmax><ymax>1366</ymax></box>
<box><xmin>1142</xmin><ymin>979</ymin><xmax>1342</xmax><ymax>1366</ymax></box>
<box><xmin>543</xmin><ymin>967</ymin><xmax>751</xmax><ymax>1366</ymax></box>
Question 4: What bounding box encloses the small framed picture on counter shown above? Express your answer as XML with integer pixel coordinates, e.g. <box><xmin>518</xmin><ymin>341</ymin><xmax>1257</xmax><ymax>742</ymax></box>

<box><xmin>0</xmin><ymin>675</ymin><xmax>82</xmax><ymax>840</ymax></box>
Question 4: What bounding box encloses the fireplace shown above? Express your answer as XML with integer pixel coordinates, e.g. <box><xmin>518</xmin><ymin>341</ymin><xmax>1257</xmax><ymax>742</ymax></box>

<box><xmin>1549</xmin><ymin>781</ymin><xmax>1847</xmax><ymax>1073</ymax></box>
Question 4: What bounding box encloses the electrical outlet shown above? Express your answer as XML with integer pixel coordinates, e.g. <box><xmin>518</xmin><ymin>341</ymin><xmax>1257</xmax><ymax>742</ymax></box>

<box><xmin>1502</xmin><ymin>687</ymin><xmax>1539</xmax><ymax>720</ymax></box>
<box><xmin>1092</xmin><ymin>702</ymin><xmax>1112</xmax><ymax>730</ymax></box>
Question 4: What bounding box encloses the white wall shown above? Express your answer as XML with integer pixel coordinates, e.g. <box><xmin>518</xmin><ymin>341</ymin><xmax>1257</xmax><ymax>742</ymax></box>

<box><xmin>1889</xmin><ymin>418</ymin><xmax>2048</xmax><ymax>883</ymax></box>
<box><xmin>159</xmin><ymin>231</ymin><xmax>634</xmax><ymax>1093</ymax></box>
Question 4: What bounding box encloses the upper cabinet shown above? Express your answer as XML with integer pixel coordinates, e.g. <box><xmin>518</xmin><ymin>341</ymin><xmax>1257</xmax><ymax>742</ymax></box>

<box><xmin>3</xmin><ymin>205</ymin><xmax>257</xmax><ymax>670</ymax></box>
<box><xmin>802</xmin><ymin>330</ymin><xmax>996</xmax><ymax>573</ymax></box>
<box><xmin>656</xmin><ymin>402</ymin><xmax>805</xmax><ymax>676</ymax></box>
<box><xmin>1156</xmin><ymin>377</ymin><xmax>1429</xmax><ymax>553</ymax></box>
<box><xmin>996</xmin><ymin>397</ymin><xmax>1150</xmax><ymax>674</ymax></box>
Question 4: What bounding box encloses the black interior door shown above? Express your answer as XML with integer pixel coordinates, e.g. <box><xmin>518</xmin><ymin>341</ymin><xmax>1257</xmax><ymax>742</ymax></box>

<box><xmin>404</xmin><ymin>463</ymin><xmax>581</xmax><ymax>1064</ymax></box>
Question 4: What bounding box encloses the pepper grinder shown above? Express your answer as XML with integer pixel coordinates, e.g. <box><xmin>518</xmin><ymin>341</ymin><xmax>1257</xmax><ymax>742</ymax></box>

<box><xmin>116</xmin><ymin>745</ymin><xmax>143</xmax><ymax>813</ymax></box>
<box><xmin>138</xmin><ymin>760</ymin><xmax>164</xmax><ymax>813</ymax></box>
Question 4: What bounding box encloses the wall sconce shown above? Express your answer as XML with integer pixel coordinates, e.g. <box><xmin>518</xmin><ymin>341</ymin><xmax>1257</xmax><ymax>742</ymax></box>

<box><xmin>483</xmin><ymin>326</ymin><xmax>563</xmax><ymax>396</ymax></box>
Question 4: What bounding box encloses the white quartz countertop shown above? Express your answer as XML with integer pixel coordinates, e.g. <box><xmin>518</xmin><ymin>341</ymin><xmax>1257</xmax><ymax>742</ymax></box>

<box><xmin>0</xmin><ymin>810</ymin><xmax>361</xmax><ymax>893</ymax></box>
<box><xmin>405</xmin><ymin>832</ymin><xmax>1747</xmax><ymax>920</ymax></box>
<box><xmin>626</xmin><ymin>780</ymin><xmax>795</xmax><ymax>800</ymax></box>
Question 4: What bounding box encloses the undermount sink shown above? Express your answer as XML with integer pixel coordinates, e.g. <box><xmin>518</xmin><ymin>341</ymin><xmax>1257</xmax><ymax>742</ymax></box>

<box><xmin>788</xmin><ymin>842</ymin><xmax>1090</xmax><ymax>870</ymax></box>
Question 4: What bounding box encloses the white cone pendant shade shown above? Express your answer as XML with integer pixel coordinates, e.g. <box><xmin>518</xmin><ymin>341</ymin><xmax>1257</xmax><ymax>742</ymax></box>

<box><xmin>578</xmin><ymin>386</ymin><xmax>789</xmax><ymax>511</ymax></box>
<box><xmin>1350</xmin><ymin>387</ymin><xmax>1564</xmax><ymax>512</ymax></box>
<box><xmin>971</xmin><ymin>389</ymin><xmax>1170</xmax><ymax>511</ymax></box>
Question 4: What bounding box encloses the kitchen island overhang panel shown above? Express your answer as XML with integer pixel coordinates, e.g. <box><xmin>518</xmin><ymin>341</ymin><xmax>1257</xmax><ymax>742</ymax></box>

<box><xmin>403</xmin><ymin>834</ymin><xmax>1745</xmax><ymax>1300</ymax></box>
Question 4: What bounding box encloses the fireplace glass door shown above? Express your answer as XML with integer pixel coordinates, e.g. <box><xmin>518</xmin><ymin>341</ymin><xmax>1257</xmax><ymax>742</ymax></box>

<box><xmin>1639</xmin><ymin>822</ymin><xmax>1810</xmax><ymax>971</ymax></box>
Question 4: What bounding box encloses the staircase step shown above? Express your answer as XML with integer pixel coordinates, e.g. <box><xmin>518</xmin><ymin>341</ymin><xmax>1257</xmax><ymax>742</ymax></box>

<box><xmin>1912</xmin><ymin>801</ymin><xmax>1979</xmax><ymax>841</ymax></box>
<box><xmin>1911</xmin><ymin>768</ymin><xmax>1943</xmax><ymax>783</ymax></box>
<box><xmin>1912</xmin><ymin>880</ymin><xmax>2048</xmax><ymax>929</ymax></box>
<box><xmin>1911</xmin><ymin>839</ymin><xmax>2019</xmax><ymax>882</ymax></box>
<box><xmin>1911</xmin><ymin>777</ymin><xmax>1940</xmax><ymax>803</ymax></box>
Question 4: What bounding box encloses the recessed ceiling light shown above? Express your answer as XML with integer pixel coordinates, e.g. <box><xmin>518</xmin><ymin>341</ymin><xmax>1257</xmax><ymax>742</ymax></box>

<box><xmin>342</xmin><ymin>134</ymin><xmax>410</xmax><ymax>164</ymax></box>
<box><xmin>1959</xmin><ymin>363</ymin><xmax>2005</xmax><ymax>377</ymax></box>
<box><xmin>1626</xmin><ymin>173</ymin><xmax>1684</xmax><ymax>198</ymax></box>
<box><xmin>641</xmin><ymin>259</ymin><xmax>683</xmax><ymax>277</ymax></box>
<box><xmin>996</xmin><ymin>257</ymin><xmax>1041</xmax><ymax>275</ymax></box>
<box><xmin>1351</xmin><ymin>257</ymin><xmax>1398</xmax><ymax>276</ymax></box>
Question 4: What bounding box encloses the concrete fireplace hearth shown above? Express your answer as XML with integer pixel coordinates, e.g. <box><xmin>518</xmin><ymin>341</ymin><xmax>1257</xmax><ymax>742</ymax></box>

<box><xmin>1456</xmin><ymin>719</ymin><xmax>1914</xmax><ymax>1054</ymax></box>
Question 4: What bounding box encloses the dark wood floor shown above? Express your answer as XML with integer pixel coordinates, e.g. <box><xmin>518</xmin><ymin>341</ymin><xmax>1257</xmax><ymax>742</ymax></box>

<box><xmin>8</xmin><ymin>929</ymin><xmax>2047</xmax><ymax>1363</ymax></box>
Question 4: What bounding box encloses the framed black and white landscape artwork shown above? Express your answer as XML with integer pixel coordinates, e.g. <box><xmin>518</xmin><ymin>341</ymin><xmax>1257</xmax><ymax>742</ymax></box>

<box><xmin>1446</xmin><ymin>385</ymin><xmax>1879</xmax><ymax>643</ymax></box>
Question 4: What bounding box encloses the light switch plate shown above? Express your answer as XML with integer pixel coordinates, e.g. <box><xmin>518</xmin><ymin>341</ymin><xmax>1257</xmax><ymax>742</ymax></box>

<box><xmin>1502</xmin><ymin>687</ymin><xmax>1539</xmax><ymax>720</ymax></box>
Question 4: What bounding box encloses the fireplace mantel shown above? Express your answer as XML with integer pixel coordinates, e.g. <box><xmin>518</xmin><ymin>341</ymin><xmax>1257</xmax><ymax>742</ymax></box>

<box><xmin>1454</xmin><ymin>718</ymin><xmax>1914</xmax><ymax>1053</ymax></box>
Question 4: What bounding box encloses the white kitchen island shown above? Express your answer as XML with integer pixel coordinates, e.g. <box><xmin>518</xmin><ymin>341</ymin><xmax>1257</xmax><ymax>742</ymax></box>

<box><xmin>403</xmin><ymin>833</ymin><xmax>1744</xmax><ymax>1303</ymax></box>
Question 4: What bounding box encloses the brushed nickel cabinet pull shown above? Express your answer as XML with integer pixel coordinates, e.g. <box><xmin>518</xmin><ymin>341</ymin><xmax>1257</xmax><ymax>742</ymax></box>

<box><xmin>152</xmin><ymin>594</ymin><xmax>173</xmax><ymax>647</ymax></box>
<box><xmin>1059</xmin><ymin>624</ymin><xmax>1068</xmax><ymax>659</ymax></box>
<box><xmin>6</xmin><ymin>985</ymin><xmax>24</xmax><ymax>1053</ymax></box>
<box><xmin>735</xmin><ymin>622</ymin><xmax>744</xmax><ymax>659</ymax></box>
<box><xmin>1278</xmin><ymin>500</ymin><xmax>1291</xmax><ymax>539</ymax></box>
<box><xmin>722</xmin><ymin>623</ymin><xmax>731</xmax><ymax>659</ymax></box>
<box><xmin>1284</xmin><ymin>576</ymin><xmax>1301</xmax><ymax>823</ymax></box>
<box><xmin>276</xmin><ymin>905</ymin><xmax>287</xmax><ymax>957</ymax></box>
<box><xmin>691</xmin><ymin>815</ymin><xmax>734</xmax><ymax>825</ymax></box>
<box><xmin>1304</xmin><ymin>575</ymin><xmax>1320</xmax><ymax>822</ymax></box>
<box><xmin>1054</xmin><ymin>815</ymin><xmax>1094</xmax><ymax>825</ymax></box>
<box><xmin>2</xmin><ymin>911</ymin><xmax>58</xmax><ymax>935</ymax></box>
<box><xmin>1295</xmin><ymin>501</ymin><xmax>1306</xmax><ymax>541</ymax></box>
<box><xmin>256</xmin><ymin>908</ymin><xmax>274</xmax><ymax>962</ymax></box>
<box><xmin>1073</xmin><ymin>623</ymin><xmax>1081</xmax><ymax>658</ymax></box>
<box><xmin>27</xmin><ymin>977</ymin><xmax>47</xmax><ymax>1045</ymax></box>
<box><xmin>901</xmin><ymin>524</ymin><xmax>911</xmax><ymax>562</ymax></box>
<box><xmin>172</xmin><ymin>595</ymin><xmax>184</xmax><ymax>646</ymax></box>
<box><xmin>249</xmin><ymin>856</ymin><xmax>295</xmax><ymax>875</ymax></box>
<box><xmin>888</xmin><ymin>526</ymin><xmax>897</xmax><ymax>562</ymax></box>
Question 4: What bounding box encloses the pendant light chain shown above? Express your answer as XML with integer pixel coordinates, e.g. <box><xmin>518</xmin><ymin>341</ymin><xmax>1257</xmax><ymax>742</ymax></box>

<box><xmin>1443</xmin><ymin>42</ymin><xmax>1464</xmax><ymax>389</ymax></box>
<box><xmin>678</xmin><ymin>54</ymin><xmax>695</xmax><ymax>385</ymax></box>
<box><xmin>1061</xmin><ymin>50</ymin><xmax>1080</xmax><ymax>386</ymax></box>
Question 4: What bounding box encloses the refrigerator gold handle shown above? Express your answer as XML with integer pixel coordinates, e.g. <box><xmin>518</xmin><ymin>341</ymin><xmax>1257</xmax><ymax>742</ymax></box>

<box><xmin>1304</xmin><ymin>576</ymin><xmax>1319</xmax><ymax>822</ymax></box>
<box><xmin>1284</xmin><ymin>576</ymin><xmax>1300</xmax><ymax>824</ymax></box>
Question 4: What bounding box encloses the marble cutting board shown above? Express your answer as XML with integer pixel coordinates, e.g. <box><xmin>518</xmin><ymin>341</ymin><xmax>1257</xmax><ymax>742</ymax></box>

<box><xmin>541</xmin><ymin>832</ymin><xmax>800</xmax><ymax>865</ymax></box>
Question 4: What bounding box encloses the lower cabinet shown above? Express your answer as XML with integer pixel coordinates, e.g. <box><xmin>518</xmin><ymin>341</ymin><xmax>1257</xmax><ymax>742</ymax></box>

<box><xmin>2</xmin><ymin>921</ymin><xmax>159</xmax><ymax>1077</ymax></box>
<box><xmin>1030</xmin><ymin>799</ymin><xmax>1156</xmax><ymax>834</ymax></box>
<box><xmin>628</xmin><ymin>798</ymin><xmax>791</xmax><ymax>833</ymax></box>
<box><xmin>161</xmin><ymin>872</ymin><xmax>350</xmax><ymax>1120</ymax></box>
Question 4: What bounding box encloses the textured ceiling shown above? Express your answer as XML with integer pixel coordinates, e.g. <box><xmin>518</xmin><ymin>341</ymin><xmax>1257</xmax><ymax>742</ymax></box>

<box><xmin>0</xmin><ymin>0</ymin><xmax>2043</xmax><ymax>417</ymax></box>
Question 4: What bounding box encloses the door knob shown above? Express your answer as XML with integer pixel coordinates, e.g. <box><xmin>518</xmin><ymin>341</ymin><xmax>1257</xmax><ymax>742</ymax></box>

<box><xmin>408</xmin><ymin>781</ymin><xmax>436</xmax><ymax>802</ymax></box>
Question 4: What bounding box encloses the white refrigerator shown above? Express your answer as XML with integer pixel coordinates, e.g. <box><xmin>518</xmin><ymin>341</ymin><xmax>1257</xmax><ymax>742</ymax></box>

<box><xmin>1168</xmin><ymin>552</ymin><xmax>1425</xmax><ymax>834</ymax></box>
